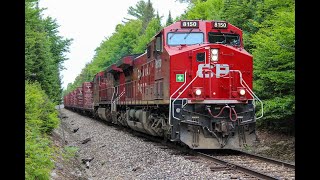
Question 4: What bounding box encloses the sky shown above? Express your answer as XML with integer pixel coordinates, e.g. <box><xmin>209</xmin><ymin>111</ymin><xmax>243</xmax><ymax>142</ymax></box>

<box><xmin>38</xmin><ymin>0</ymin><xmax>189</xmax><ymax>90</ymax></box>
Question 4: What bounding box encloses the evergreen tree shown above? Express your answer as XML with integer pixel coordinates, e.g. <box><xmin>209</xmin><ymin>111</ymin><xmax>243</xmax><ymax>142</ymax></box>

<box><xmin>179</xmin><ymin>0</ymin><xmax>225</xmax><ymax>21</ymax></box>
<box><xmin>251</xmin><ymin>2</ymin><xmax>295</xmax><ymax>133</ymax></box>
<box><xmin>124</xmin><ymin>0</ymin><xmax>155</xmax><ymax>33</ymax></box>
<box><xmin>142</xmin><ymin>0</ymin><xmax>155</xmax><ymax>32</ymax></box>
<box><xmin>221</xmin><ymin>0</ymin><xmax>264</xmax><ymax>52</ymax></box>
<box><xmin>166</xmin><ymin>11</ymin><xmax>174</xmax><ymax>26</ymax></box>
<box><xmin>133</xmin><ymin>17</ymin><xmax>162</xmax><ymax>53</ymax></box>
<box><xmin>25</xmin><ymin>0</ymin><xmax>71</xmax><ymax>104</ymax></box>
<box><xmin>126</xmin><ymin>0</ymin><xmax>147</xmax><ymax>20</ymax></box>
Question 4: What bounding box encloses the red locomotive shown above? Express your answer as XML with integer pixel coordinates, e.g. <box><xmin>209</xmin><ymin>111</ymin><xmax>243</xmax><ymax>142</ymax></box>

<box><xmin>64</xmin><ymin>20</ymin><xmax>263</xmax><ymax>149</ymax></box>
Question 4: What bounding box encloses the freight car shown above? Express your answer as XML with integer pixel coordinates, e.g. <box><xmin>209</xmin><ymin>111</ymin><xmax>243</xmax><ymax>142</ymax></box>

<box><xmin>64</xmin><ymin>20</ymin><xmax>263</xmax><ymax>149</ymax></box>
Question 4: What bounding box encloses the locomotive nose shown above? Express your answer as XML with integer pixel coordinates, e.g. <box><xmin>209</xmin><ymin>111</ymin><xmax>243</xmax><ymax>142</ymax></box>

<box><xmin>187</xmin><ymin>45</ymin><xmax>230</xmax><ymax>100</ymax></box>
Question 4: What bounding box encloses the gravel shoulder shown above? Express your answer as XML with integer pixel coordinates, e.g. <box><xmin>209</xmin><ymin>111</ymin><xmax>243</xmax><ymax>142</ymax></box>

<box><xmin>50</xmin><ymin>108</ymin><xmax>234</xmax><ymax>179</ymax></box>
<box><xmin>50</xmin><ymin>108</ymin><xmax>295</xmax><ymax>179</ymax></box>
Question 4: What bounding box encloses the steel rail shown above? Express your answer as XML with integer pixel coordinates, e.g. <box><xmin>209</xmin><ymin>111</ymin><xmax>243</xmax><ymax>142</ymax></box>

<box><xmin>231</xmin><ymin>149</ymin><xmax>295</xmax><ymax>169</ymax></box>
<box><xmin>197</xmin><ymin>152</ymin><xmax>279</xmax><ymax>180</ymax></box>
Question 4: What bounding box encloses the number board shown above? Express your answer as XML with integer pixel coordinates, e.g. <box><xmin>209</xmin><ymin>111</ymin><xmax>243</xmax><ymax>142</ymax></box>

<box><xmin>212</xmin><ymin>21</ymin><xmax>228</xmax><ymax>29</ymax></box>
<box><xmin>181</xmin><ymin>21</ymin><xmax>199</xmax><ymax>28</ymax></box>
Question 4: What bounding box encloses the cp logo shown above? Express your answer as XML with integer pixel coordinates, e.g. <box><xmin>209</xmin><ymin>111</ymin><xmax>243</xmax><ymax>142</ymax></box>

<box><xmin>197</xmin><ymin>64</ymin><xmax>229</xmax><ymax>78</ymax></box>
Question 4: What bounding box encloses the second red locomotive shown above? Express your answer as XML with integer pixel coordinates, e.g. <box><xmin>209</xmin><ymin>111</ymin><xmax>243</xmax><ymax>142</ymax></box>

<box><xmin>64</xmin><ymin>20</ymin><xmax>263</xmax><ymax>149</ymax></box>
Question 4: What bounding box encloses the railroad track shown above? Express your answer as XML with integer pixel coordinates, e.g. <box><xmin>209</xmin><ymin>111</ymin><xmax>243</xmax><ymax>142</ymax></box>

<box><xmin>193</xmin><ymin>149</ymin><xmax>295</xmax><ymax>180</ymax></box>
<box><xmin>134</xmin><ymin>130</ymin><xmax>295</xmax><ymax>179</ymax></box>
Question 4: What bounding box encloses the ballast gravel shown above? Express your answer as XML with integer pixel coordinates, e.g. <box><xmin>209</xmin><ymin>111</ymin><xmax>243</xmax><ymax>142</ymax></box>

<box><xmin>56</xmin><ymin>108</ymin><xmax>236</xmax><ymax>180</ymax></box>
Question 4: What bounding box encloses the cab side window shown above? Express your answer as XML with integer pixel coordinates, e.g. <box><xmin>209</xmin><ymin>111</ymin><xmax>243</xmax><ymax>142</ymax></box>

<box><xmin>147</xmin><ymin>45</ymin><xmax>151</xmax><ymax>58</ymax></box>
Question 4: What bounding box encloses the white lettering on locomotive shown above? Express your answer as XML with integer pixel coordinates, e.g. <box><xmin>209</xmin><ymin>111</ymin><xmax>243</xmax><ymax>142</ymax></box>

<box><xmin>138</xmin><ymin>83</ymin><xmax>142</xmax><ymax>93</ymax></box>
<box><xmin>145</xmin><ymin>66</ymin><xmax>149</xmax><ymax>76</ymax></box>
<box><xmin>197</xmin><ymin>64</ymin><xmax>229</xmax><ymax>78</ymax></box>
<box><xmin>155</xmin><ymin>58</ymin><xmax>161</xmax><ymax>69</ymax></box>
<box><xmin>215</xmin><ymin>64</ymin><xmax>229</xmax><ymax>78</ymax></box>
<box><xmin>137</xmin><ymin>69</ymin><xmax>141</xmax><ymax>79</ymax></box>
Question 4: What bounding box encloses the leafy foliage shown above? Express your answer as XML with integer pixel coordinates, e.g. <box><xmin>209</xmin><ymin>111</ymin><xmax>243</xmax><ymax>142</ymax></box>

<box><xmin>25</xmin><ymin>131</ymin><xmax>54</xmax><ymax>180</ymax></box>
<box><xmin>25</xmin><ymin>0</ymin><xmax>72</xmax><ymax>104</ymax></box>
<box><xmin>126</xmin><ymin>0</ymin><xmax>148</xmax><ymax>20</ymax></box>
<box><xmin>63</xmin><ymin>146</ymin><xmax>79</xmax><ymax>161</ymax></box>
<box><xmin>133</xmin><ymin>17</ymin><xmax>163</xmax><ymax>53</ymax></box>
<box><xmin>25</xmin><ymin>81</ymin><xmax>60</xmax><ymax>179</ymax></box>
<box><xmin>124</xmin><ymin>0</ymin><xmax>156</xmax><ymax>33</ymax></box>
<box><xmin>252</xmin><ymin>4</ymin><xmax>295</xmax><ymax>133</ymax></box>
<box><xmin>181</xmin><ymin>0</ymin><xmax>225</xmax><ymax>20</ymax></box>
<box><xmin>166</xmin><ymin>11</ymin><xmax>174</xmax><ymax>26</ymax></box>
<box><xmin>25</xmin><ymin>1</ymin><xmax>70</xmax><ymax>178</ymax></box>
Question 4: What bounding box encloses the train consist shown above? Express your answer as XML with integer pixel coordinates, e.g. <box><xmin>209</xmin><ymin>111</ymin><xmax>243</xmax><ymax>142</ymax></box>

<box><xmin>64</xmin><ymin>20</ymin><xmax>263</xmax><ymax>149</ymax></box>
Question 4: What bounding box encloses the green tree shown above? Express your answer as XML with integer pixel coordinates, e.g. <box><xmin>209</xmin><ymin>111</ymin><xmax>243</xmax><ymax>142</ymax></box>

<box><xmin>179</xmin><ymin>0</ymin><xmax>225</xmax><ymax>21</ymax></box>
<box><xmin>25</xmin><ymin>0</ymin><xmax>71</xmax><ymax>104</ymax></box>
<box><xmin>142</xmin><ymin>0</ymin><xmax>156</xmax><ymax>31</ymax></box>
<box><xmin>63</xmin><ymin>20</ymin><xmax>143</xmax><ymax>95</ymax></box>
<box><xmin>166</xmin><ymin>11</ymin><xmax>174</xmax><ymax>26</ymax></box>
<box><xmin>126</xmin><ymin>0</ymin><xmax>147</xmax><ymax>20</ymax></box>
<box><xmin>220</xmin><ymin>0</ymin><xmax>263</xmax><ymax>52</ymax></box>
<box><xmin>251</xmin><ymin>4</ymin><xmax>295</xmax><ymax>133</ymax></box>
<box><xmin>25</xmin><ymin>81</ymin><xmax>59</xmax><ymax>179</ymax></box>
<box><xmin>124</xmin><ymin>0</ymin><xmax>156</xmax><ymax>33</ymax></box>
<box><xmin>133</xmin><ymin>17</ymin><xmax>163</xmax><ymax>53</ymax></box>
<box><xmin>221</xmin><ymin>0</ymin><xmax>261</xmax><ymax>32</ymax></box>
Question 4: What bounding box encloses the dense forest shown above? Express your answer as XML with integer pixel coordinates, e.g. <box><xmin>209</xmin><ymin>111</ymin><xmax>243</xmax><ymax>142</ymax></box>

<box><xmin>25</xmin><ymin>0</ymin><xmax>294</xmax><ymax>178</ymax></box>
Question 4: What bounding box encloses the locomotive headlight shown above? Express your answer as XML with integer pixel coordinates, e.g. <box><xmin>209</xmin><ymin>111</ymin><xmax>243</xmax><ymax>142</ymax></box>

<box><xmin>195</xmin><ymin>89</ymin><xmax>202</xmax><ymax>96</ymax></box>
<box><xmin>211</xmin><ymin>48</ymin><xmax>219</xmax><ymax>61</ymax></box>
<box><xmin>239</xmin><ymin>89</ymin><xmax>246</xmax><ymax>96</ymax></box>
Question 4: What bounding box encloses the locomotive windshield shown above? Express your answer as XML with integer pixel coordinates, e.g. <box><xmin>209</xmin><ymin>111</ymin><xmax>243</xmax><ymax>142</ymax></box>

<box><xmin>167</xmin><ymin>32</ymin><xmax>204</xmax><ymax>46</ymax></box>
<box><xmin>208</xmin><ymin>32</ymin><xmax>240</xmax><ymax>46</ymax></box>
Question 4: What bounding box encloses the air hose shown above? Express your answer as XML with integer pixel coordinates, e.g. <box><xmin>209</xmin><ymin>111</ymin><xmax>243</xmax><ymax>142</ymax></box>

<box><xmin>207</xmin><ymin>105</ymin><xmax>238</xmax><ymax>122</ymax></box>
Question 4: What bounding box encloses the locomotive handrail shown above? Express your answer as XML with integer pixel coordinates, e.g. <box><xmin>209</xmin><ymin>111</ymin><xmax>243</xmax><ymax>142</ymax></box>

<box><xmin>110</xmin><ymin>87</ymin><xmax>116</xmax><ymax>111</ymax></box>
<box><xmin>141</xmin><ymin>58</ymin><xmax>155</xmax><ymax>66</ymax></box>
<box><xmin>114</xmin><ymin>90</ymin><xmax>125</xmax><ymax>103</ymax></box>
<box><xmin>172</xmin><ymin>74</ymin><xmax>198</xmax><ymax>121</ymax></box>
<box><xmin>111</xmin><ymin>85</ymin><xmax>125</xmax><ymax>111</ymax></box>
<box><xmin>182</xmin><ymin>98</ymin><xmax>188</xmax><ymax>108</ymax></box>
<box><xmin>111</xmin><ymin>86</ymin><xmax>116</xmax><ymax>101</ymax></box>
<box><xmin>242</xmin><ymin>80</ymin><xmax>263</xmax><ymax>120</ymax></box>
<box><xmin>230</xmin><ymin>70</ymin><xmax>264</xmax><ymax>120</ymax></box>
<box><xmin>169</xmin><ymin>71</ymin><xmax>187</xmax><ymax>126</ymax></box>
<box><xmin>112</xmin><ymin>85</ymin><xmax>125</xmax><ymax>102</ymax></box>
<box><xmin>169</xmin><ymin>65</ymin><xmax>214</xmax><ymax>125</ymax></box>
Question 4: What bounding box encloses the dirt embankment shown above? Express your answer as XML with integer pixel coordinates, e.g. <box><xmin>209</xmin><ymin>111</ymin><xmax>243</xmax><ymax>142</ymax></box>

<box><xmin>249</xmin><ymin>130</ymin><xmax>295</xmax><ymax>164</ymax></box>
<box><xmin>50</xmin><ymin>123</ymin><xmax>89</xmax><ymax>180</ymax></box>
